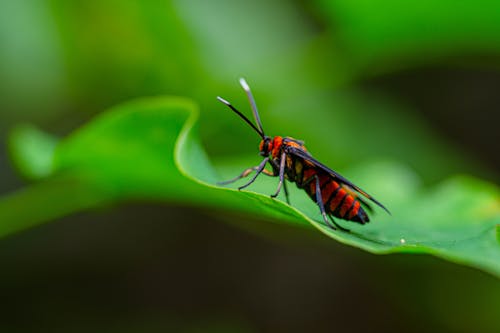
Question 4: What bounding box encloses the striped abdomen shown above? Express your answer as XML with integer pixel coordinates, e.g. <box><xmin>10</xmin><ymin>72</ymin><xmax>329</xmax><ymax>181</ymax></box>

<box><xmin>285</xmin><ymin>156</ymin><xmax>369</xmax><ymax>224</ymax></box>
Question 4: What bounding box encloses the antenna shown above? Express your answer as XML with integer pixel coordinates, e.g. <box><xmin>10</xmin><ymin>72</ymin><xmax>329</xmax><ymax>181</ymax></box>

<box><xmin>217</xmin><ymin>96</ymin><xmax>264</xmax><ymax>139</ymax></box>
<box><xmin>239</xmin><ymin>78</ymin><xmax>265</xmax><ymax>136</ymax></box>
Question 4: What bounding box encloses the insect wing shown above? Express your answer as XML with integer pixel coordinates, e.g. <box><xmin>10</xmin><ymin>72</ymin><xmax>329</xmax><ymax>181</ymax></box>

<box><xmin>285</xmin><ymin>146</ymin><xmax>390</xmax><ymax>214</ymax></box>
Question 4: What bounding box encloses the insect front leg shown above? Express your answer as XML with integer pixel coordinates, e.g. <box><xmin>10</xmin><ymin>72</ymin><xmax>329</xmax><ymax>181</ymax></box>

<box><xmin>271</xmin><ymin>152</ymin><xmax>287</xmax><ymax>198</ymax></box>
<box><xmin>238</xmin><ymin>157</ymin><xmax>270</xmax><ymax>190</ymax></box>
<box><xmin>218</xmin><ymin>157</ymin><xmax>273</xmax><ymax>185</ymax></box>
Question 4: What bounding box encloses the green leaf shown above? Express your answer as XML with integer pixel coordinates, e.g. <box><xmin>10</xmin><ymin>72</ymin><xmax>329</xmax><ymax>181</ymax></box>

<box><xmin>2</xmin><ymin>97</ymin><xmax>500</xmax><ymax>277</ymax></box>
<box><xmin>8</xmin><ymin>124</ymin><xmax>58</xmax><ymax>180</ymax></box>
<box><xmin>182</xmin><ymin>118</ymin><xmax>500</xmax><ymax>276</ymax></box>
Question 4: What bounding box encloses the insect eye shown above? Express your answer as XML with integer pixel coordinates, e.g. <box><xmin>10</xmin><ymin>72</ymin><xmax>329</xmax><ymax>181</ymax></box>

<box><xmin>266</xmin><ymin>139</ymin><xmax>272</xmax><ymax>152</ymax></box>
<box><xmin>259</xmin><ymin>138</ymin><xmax>271</xmax><ymax>156</ymax></box>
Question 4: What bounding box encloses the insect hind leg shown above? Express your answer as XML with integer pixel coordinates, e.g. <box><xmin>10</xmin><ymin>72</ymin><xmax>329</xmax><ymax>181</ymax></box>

<box><xmin>283</xmin><ymin>179</ymin><xmax>290</xmax><ymax>205</ymax></box>
<box><xmin>313</xmin><ymin>175</ymin><xmax>340</xmax><ymax>231</ymax></box>
<box><xmin>328</xmin><ymin>215</ymin><xmax>350</xmax><ymax>232</ymax></box>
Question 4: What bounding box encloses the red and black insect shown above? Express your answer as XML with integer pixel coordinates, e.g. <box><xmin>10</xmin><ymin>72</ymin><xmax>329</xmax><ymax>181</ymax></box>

<box><xmin>217</xmin><ymin>78</ymin><xmax>390</xmax><ymax>231</ymax></box>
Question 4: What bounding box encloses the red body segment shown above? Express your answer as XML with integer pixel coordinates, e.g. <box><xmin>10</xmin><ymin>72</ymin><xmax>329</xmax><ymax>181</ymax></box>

<box><xmin>348</xmin><ymin>201</ymin><xmax>361</xmax><ymax>219</ymax></box>
<box><xmin>329</xmin><ymin>188</ymin><xmax>346</xmax><ymax>211</ymax></box>
<box><xmin>321</xmin><ymin>181</ymin><xmax>338</xmax><ymax>204</ymax></box>
<box><xmin>339</xmin><ymin>195</ymin><xmax>355</xmax><ymax>218</ymax></box>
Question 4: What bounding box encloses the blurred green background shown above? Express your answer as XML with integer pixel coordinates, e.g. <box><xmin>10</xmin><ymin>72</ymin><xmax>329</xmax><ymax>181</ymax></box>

<box><xmin>1</xmin><ymin>0</ymin><xmax>499</xmax><ymax>332</ymax></box>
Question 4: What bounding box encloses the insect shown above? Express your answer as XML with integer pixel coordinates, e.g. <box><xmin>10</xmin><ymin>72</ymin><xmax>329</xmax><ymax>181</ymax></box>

<box><xmin>217</xmin><ymin>78</ymin><xmax>390</xmax><ymax>231</ymax></box>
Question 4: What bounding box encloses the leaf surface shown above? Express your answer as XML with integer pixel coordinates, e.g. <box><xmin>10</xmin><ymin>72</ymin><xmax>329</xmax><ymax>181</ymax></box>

<box><xmin>3</xmin><ymin>97</ymin><xmax>499</xmax><ymax>277</ymax></box>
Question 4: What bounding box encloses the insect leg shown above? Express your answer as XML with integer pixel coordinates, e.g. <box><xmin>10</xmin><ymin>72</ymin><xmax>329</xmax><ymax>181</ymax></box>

<box><xmin>271</xmin><ymin>152</ymin><xmax>287</xmax><ymax>198</ymax></box>
<box><xmin>283</xmin><ymin>180</ymin><xmax>290</xmax><ymax>205</ymax></box>
<box><xmin>217</xmin><ymin>167</ymin><xmax>259</xmax><ymax>185</ymax></box>
<box><xmin>218</xmin><ymin>159</ymin><xmax>273</xmax><ymax>185</ymax></box>
<box><xmin>313</xmin><ymin>175</ymin><xmax>336</xmax><ymax>230</ymax></box>
<box><xmin>238</xmin><ymin>157</ymin><xmax>270</xmax><ymax>190</ymax></box>
<box><xmin>268</xmin><ymin>156</ymin><xmax>290</xmax><ymax>204</ymax></box>
<box><xmin>261</xmin><ymin>169</ymin><xmax>274</xmax><ymax>177</ymax></box>
<box><xmin>328</xmin><ymin>215</ymin><xmax>350</xmax><ymax>232</ymax></box>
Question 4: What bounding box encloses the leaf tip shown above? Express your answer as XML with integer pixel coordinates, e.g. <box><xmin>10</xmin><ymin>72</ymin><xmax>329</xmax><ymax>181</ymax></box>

<box><xmin>8</xmin><ymin>124</ymin><xmax>58</xmax><ymax>180</ymax></box>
